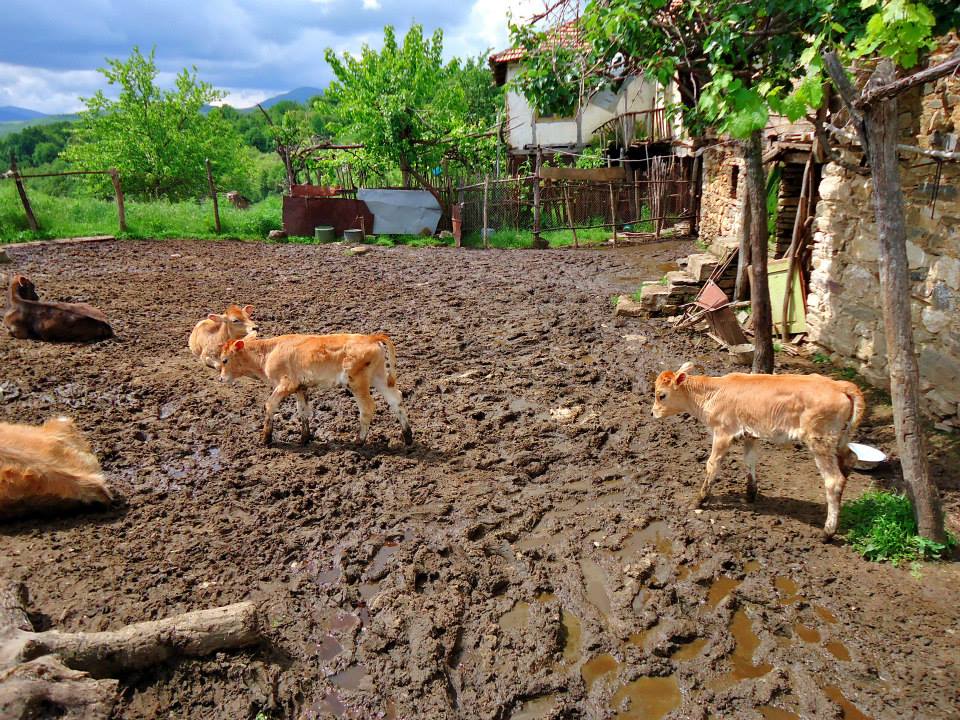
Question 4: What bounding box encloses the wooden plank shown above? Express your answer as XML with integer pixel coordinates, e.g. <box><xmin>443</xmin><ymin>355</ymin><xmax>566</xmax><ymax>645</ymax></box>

<box><xmin>540</xmin><ymin>166</ymin><xmax>626</xmax><ymax>182</ymax></box>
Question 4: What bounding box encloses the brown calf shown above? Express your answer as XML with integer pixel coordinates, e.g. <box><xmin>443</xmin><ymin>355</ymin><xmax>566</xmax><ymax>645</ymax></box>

<box><xmin>189</xmin><ymin>305</ymin><xmax>257</xmax><ymax>368</ymax></box>
<box><xmin>3</xmin><ymin>274</ymin><xmax>113</xmax><ymax>342</ymax></box>
<box><xmin>219</xmin><ymin>333</ymin><xmax>413</xmax><ymax>447</ymax></box>
<box><xmin>0</xmin><ymin>417</ymin><xmax>113</xmax><ymax>519</ymax></box>
<box><xmin>652</xmin><ymin>363</ymin><xmax>865</xmax><ymax>538</ymax></box>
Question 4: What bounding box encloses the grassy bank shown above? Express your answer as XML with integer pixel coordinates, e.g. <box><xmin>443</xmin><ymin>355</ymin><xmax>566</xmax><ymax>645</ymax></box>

<box><xmin>1</xmin><ymin>185</ymin><xmax>281</xmax><ymax>242</ymax></box>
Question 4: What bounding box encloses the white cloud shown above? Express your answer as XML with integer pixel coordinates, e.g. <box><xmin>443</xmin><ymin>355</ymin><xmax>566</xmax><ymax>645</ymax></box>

<box><xmin>362</xmin><ymin>0</ymin><xmax>381</xmax><ymax>9</ymax></box>
<box><xmin>0</xmin><ymin>63</ymin><xmax>104</xmax><ymax>114</ymax></box>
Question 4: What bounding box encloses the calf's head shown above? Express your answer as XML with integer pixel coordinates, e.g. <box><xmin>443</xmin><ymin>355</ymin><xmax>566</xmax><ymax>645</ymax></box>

<box><xmin>209</xmin><ymin>304</ymin><xmax>257</xmax><ymax>338</ymax></box>
<box><xmin>11</xmin><ymin>275</ymin><xmax>40</xmax><ymax>301</ymax></box>
<box><xmin>219</xmin><ymin>338</ymin><xmax>249</xmax><ymax>384</ymax></box>
<box><xmin>651</xmin><ymin>362</ymin><xmax>700</xmax><ymax>418</ymax></box>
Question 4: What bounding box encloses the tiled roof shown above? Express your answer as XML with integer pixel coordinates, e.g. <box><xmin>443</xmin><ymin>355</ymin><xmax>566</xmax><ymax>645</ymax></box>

<box><xmin>489</xmin><ymin>20</ymin><xmax>585</xmax><ymax>67</ymax></box>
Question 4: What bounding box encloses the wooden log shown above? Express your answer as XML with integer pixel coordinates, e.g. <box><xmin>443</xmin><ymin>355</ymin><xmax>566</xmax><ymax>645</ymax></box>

<box><xmin>205</xmin><ymin>159</ymin><xmax>221</xmax><ymax>234</ymax></box>
<box><xmin>9</xmin><ymin>154</ymin><xmax>38</xmax><ymax>232</ymax></box>
<box><xmin>562</xmin><ymin>183</ymin><xmax>579</xmax><ymax>248</ymax></box>
<box><xmin>782</xmin><ymin>153</ymin><xmax>813</xmax><ymax>341</ymax></box>
<box><xmin>0</xmin><ymin>656</ymin><xmax>118</xmax><ymax>720</ymax></box>
<box><xmin>108</xmin><ymin>169</ymin><xmax>126</xmax><ymax>233</ymax></box>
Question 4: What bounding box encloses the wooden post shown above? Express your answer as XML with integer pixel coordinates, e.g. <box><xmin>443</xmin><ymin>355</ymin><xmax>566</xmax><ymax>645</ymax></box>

<box><xmin>563</xmin><ymin>183</ymin><xmax>579</xmax><ymax>248</ymax></box>
<box><xmin>9</xmin><ymin>153</ymin><xmax>38</xmax><ymax>232</ymax></box>
<box><xmin>205</xmin><ymin>158</ymin><xmax>221</xmax><ymax>234</ymax></box>
<box><xmin>108</xmin><ymin>169</ymin><xmax>127</xmax><ymax>233</ymax></box>
<box><xmin>608</xmin><ymin>181</ymin><xmax>618</xmax><ymax>246</ymax></box>
<box><xmin>456</xmin><ymin>186</ymin><xmax>465</xmax><ymax>248</ymax></box>
<box><xmin>744</xmin><ymin>131</ymin><xmax>774</xmax><ymax>374</ymax></box>
<box><xmin>734</xmin><ymin>196</ymin><xmax>752</xmax><ymax>301</ymax></box>
<box><xmin>482</xmin><ymin>174</ymin><xmax>490</xmax><ymax>250</ymax></box>
<box><xmin>532</xmin><ymin>148</ymin><xmax>546</xmax><ymax>248</ymax></box>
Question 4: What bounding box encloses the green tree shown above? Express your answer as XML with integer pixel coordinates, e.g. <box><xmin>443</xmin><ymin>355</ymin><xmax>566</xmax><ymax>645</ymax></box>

<box><xmin>63</xmin><ymin>47</ymin><xmax>247</xmax><ymax>200</ymax></box>
<box><xmin>322</xmin><ymin>25</ymin><xmax>502</xmax><ymax>198</ymax></box>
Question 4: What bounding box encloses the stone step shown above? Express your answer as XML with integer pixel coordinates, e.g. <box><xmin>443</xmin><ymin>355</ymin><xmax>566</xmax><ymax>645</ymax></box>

<box><xmin>685</xmin><ymin>253</ymin><xmax>720</xmax><ymax>282</ymax></box>
<box><xmin>665</xmin><ymin>270</ymin><xmax>698</xmax><ymax>286</ymax></box>
<box><xmin>639</xmin><ymin>284</ymin><xmax>675</xmax><ymax>314</ymax></box>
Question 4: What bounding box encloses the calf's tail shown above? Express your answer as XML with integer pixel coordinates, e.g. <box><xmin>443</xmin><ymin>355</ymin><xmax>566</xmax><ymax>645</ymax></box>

<box><xmin>842</xmin><ymin>384</ymin><xmax>866</xmax><ymax>443</ymax></box>
<box><xmin>372</xmin><ymin>334</ymin><xmax>398</xmax><ymax>387</ymax></box>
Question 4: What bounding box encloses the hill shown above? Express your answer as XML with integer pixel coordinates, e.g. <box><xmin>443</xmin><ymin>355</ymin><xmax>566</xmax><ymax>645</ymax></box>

<box><xmin>0</xmin><ymin>106</ymin><xmax>48</xmax><ymax>122</ymax></box>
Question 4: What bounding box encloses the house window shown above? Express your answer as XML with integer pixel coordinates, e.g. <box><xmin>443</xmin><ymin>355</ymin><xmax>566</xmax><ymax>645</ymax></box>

<box><xmin>730</xmin><ymin>166</ymin><xmax>739</xmax><ymax>198</ymax></box>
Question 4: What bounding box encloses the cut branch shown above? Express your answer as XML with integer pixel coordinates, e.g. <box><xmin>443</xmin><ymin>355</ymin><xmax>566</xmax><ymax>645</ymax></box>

<box><xmin>855</xmin><ymin>48</ymin><xmax>960</xmax><ymax>109</ymax></box>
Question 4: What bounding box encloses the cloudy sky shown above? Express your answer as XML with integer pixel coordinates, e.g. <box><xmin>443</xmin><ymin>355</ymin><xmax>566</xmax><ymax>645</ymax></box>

<box><xmin>0</xmin><ymin>0</ymin><xmax>543</xmax><ymax>114</ymax></box>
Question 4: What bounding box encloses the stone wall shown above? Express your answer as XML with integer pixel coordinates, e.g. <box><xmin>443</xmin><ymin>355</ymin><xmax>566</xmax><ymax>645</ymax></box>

<box><xmin>699</xmin><ymin>144</ymin><xmax>744</xmax><ymax>254</ymax></box>
<box><xmin>806</xmin><ymin>37</ymin><xmax>960</xmax><ymax>429</ymax></box>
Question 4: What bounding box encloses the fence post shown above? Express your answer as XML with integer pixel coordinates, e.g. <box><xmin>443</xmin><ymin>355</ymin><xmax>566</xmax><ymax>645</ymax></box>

<box><xmin>455</xmin><ymin>186</ymin><xmax>465</xmax><ymax>248</ymax></box>
<box><xmin>108</xmin><ymin>168</ymin><xmax>127</xmax><ymax>233</ymax></box>
<box><xmin>608</xmin><ymin>181</ymin><xmax>618</xmax><ymax>246</ymax></box>
<box><xmin>532</xmin><ymin>147</ymin><xmax>547</xmax><ymax>248</ymax></box>
<box><xmin>482</xmin><ymin>175</ymin><xmax>490</xmax><ymax>250</ymax></box>
<box><xmin>205</xmin><ymin>158</ymin><xmax>221</xmax><ymax>234</ymax></box>
<box><xmin>9</xmin><ymin>153</ymin><xmax>38</xmax><ymax>232</ymax></box>
<box><xmin>562</xmin><ymin>183</ymin><xmax>579</xmax><ymax>249</ymax></box>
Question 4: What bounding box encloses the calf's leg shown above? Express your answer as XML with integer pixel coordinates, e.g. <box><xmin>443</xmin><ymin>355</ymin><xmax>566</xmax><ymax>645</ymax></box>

<box><xmin>295</xmin><ymin>390</ymin><xmax>312</xmax><ymax>445</ymax></box>
<box><xmin>349</xmin><ymin>382</ymin><xmax>376</xmax><ymax>445</ymax></box>
<box><xmin>811</xmin><ymin>444</ymin><xmax>848</xmax><ymax>540</ymax></box>
<box><xmin>373</xmin><ymin>376</ymin><xmax>413</xmax><ymax>446</ymax></box>
<box><xmin>262</xmin><ymin>381</ymin><xmax>296</xmax><ymax>446</ymax></box>
<box><xmin>694</xmin><ymin>433</ymin><xmax>732</xmax><ymax>508</ymax></box>
<box><xmin>743</xmin><ymin>436</ymin><xmax>759</xmax><ymax>502</ymax></box>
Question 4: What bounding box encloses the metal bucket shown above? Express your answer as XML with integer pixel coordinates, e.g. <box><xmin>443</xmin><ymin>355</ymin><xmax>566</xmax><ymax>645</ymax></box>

<box><xmin>314</xmin><ymin>225</ymin><xmax>335</xmax><ymax>242</ymax></box>
<box><xmin>343</xmin><ymin>228</ymin><xmax>364</xmax><ymax>243</ymax></box>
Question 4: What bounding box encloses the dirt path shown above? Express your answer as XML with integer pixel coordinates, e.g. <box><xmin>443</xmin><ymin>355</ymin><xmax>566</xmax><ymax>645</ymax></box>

<box><xmin>0</xmin><ymin>239</ymin><xmax>957</xmax><ymax>720</ymax></box>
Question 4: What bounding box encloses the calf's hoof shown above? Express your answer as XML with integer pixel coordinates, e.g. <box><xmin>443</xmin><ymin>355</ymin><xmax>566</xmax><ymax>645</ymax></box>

<box><xmin>745</xmin><ymin>485</ymin><xmax>758</xmax><ymax>503</ymax></box>
<box><xmin>299</xmin><ymin>431</ymin><xmax>312</xmax><ymax>446</ymax></box>
<box><xmin>261</xmin><ymin>431</ymin><xmax>273</xmax><ymax>446</ymax></box>
<box><xmin>820</xmin><ymin>529</ymin><xmax>836</xmax><ymax>543</ymax></box>
<box><xmin>690</xmin><ymin>495</ymin><xmax>706</xmax><ymax>510</ymax></box>
<box><xmin>402</xmin><ymin>427</ymin><xmax>414</xmax><ymax>446</ymax></box>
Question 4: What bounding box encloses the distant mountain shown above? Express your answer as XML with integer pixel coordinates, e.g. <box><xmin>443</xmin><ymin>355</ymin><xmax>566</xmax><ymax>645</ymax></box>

<box><xmin>0</xmin><ymin>106</ymin><xmax>48</xmax><ymax>122</ymax></box>
<box><xmin>256</xmin><ymin>87</ymin><xmax>323</xmax><ymax>109</ymax></box>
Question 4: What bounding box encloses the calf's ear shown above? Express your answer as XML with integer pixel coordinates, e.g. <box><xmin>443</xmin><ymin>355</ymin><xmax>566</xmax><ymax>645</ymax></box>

<box><xmin>243</xmin><ymin>305</ymin><xmax>254</xmax><ymax>315</ymax></box>
<box><xmin>675</xmin><ymin>372</ymin><xmax>687</xmax><ymax>386</ymax></box>
<box><xmin>208</xmin><ymin>313</ymin><xmax>222</xmax><ymax>323</ymax></box>
<box><xmin>234</xmin><ymin>339</ymin><xmax>245</xmax><ymax>351</ymax></box>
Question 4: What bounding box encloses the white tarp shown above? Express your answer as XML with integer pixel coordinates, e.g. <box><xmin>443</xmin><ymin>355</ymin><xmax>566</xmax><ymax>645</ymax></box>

<box><xmin>357</xmin><ymin>189</ymin><xmax>442</xmax><ymax>235</ymax></box>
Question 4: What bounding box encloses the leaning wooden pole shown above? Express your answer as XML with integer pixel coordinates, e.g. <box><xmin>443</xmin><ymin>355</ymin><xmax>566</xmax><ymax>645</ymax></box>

<box><xmin>9</xmin><ymin>153</ymin><xmax>38</xmax><ymax>232</ymax></box>
<box><xmin>108</xmin><ymin>169</ymin><xmax>126</xmax><ymax>233</ymax></box>
<box><xmin>608</xmin><ymin>181</ymin><xmax>618</xmax><ymax>246</ymax></box>
<box><xmin>205</xmin><ymin>159</ymin><xmax>221</xmax><ymax>234</ymax></box>
<box><xmin>532</xmin><ymin>148</ymin><xmax>546</xmax><ymax>248</ymax></box>
<box><xmin>482</xmin><ymin>174</ymin><xmax>490</xmax><ymax>250</ymax></box>
<box><xmin>563</xmin><ymin>183</ymin><xmax>579</xmax><ymax>248</ymax></box>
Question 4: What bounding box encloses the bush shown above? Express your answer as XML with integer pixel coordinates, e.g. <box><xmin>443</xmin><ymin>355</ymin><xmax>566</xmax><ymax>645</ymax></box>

<box><xmin>840</xmin><ymin>490</ymin><xmax>956</xmax><ymax>563</ymax></box>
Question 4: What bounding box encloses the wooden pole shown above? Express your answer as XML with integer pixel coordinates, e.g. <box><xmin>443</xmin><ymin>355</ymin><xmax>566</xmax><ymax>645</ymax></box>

<box><xmin>563</xmin><ymin>183</ymin><xmax>579</xmax><ymax>248</ymax></box>
<box><xmin>205</xmin><ymin>159</ymin><xmax>221</xmax><ymax>234</ymax></box>
<box><xmin>9</xmin><ymin>153</ymin><xmax>38</xmax><ymax>232</ymax></box>
<box><xmin>482</xmin><ymin>174</ymin><xmax>490</xmax><ymax>250</ymax></box>
<box><xmin>108</xmin><ymin>169</ymin><xmax>127</xmax><ymax>233</ymax></box>
<box><xmin>456</xmin><ymin>186</ymin><xmax>464</xmax><ymax>248</ymax></box>
<box><xmin>745</xmin><ymin>131</ymin><xmax>774</xmax><ymax>374</ymax></box>
<box><xmin>781</xmin><ymin>153</ymin><xmax>813</xmax><ymax>341</ymax></box>
<box><xmin>532</xmin><ymin>148</ymin><xmax>546</xmax><ymax>248</ymax></box>
<box><xmin>608</xmin><ymin>181</ymin><xmax>618</xmax><ymax>246</ymax></box>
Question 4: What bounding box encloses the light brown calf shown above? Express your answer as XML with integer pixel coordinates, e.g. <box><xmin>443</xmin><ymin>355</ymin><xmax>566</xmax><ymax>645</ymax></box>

<box><xmin>0</xmin><ymin>417</ymin><xmax>113</xmax><ymax>518</ymax></box>
<box><xmin>188</xmin><ymin>305</ymin><xmax>257</xmax><ymax>368</ymax></box>
<box><xmin>652</xmin><ymin>363</ymin><xmax>865</xmax><ymax>538</ymax></box>
<box><xmin>219</xmin><ymin>333</ymin><xmax>413</xmax><ymax>447</ymax></box>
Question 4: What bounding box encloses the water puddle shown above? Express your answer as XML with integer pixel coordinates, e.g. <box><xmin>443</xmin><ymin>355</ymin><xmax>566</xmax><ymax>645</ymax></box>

<box><xmin>358</xmin><ymin>582</ymin><xmax>381</xmax><ymax>602</ymax></box>
<box><xmin>677</xmin><ymin>562</ymin><xmax>700</xmax><ymax>581</ymax></box>
<box><xmin>368</xmin><ymin>541</ymin><xmax>401</xmax><ymax>577</ymax></box>
<box><xmin>825</xmin><ymin>640</ymin><xmax>851</xmax><ymax>661</ymax></box>
<box><xmin>315</xmin><ymin>568</ymin><xmax>342</xmax><ymax>586</ymax></box>
<box><xmin>671</xmin><ymin>637</ymin><xmax>708</xmax><ymax>661</ymax></box>
<box><xmin>560</xmin><ymin>608</ymin><xmax>582</xmax><ymax>663</ymax></box>
<box><xmin>627</xmin><ymin>629</ymin><xmax>652</xmax><ymax>649</ymax></box>
<box><xmin>775</xmin><ymin>576</ymin><xmax>802</xmax><ymax>605</ymax></box>
<box><xmin>824</xmin><ymin>685</ymin><xmax>873</xmax><ymax>720</ymax></box>
<box><xmin>706</xmin><ymin>575</ymin><xmax>741</xmax><ymax>609</ymax></box>
<box><xmin>619</xmin><ymin>520</ymin><xmax>674</xmax><ymax>558</ymax></box>
<box><xmin>330</xmin><ymin>664</ymin><xmax>368</xmax><ymax>690</ymax></box>
<box><xmin>743</xmin><ymin>560</ymin><xmax>762</xmax><ymax>573</ymax></box>
<box><xmin>316</xmin><ymin>634</ymin><xmax>343</xmax><ymax>661</ymax></box>
<box><xmin>324</xmin><ymin>611</ymin><xmax>360</xmax><ymax>632</ymax></box>
<box><xmin>580</xmin><ymin>558</ymin><xmax>612</xmax><ymax>616</ymax></box>
<box><xmin>511</xmin><ymin>694</ymin><xmax>557</xmax><ymax>719</ymax></box>
<box><xmin>814</xmin><ymin>605</ymin><xmax>839</xmax><ymax>624</ymax></box>
<box><xmin>709</xmin><ymin>609</ymin><xmax>773</xmax><ymax>689</ymax></box>
<box><xmin>499</xmin><ymin>601</ymin><xmax>531</xmax><ymax>632</ymax></box>
<box><xmin>582</xmin><ymin>653</ymin><xmax>620</xmax><ymax>690</ymax></box>
<box><xmin>610</xmin><ymin>676</ymin><xmax>681</xmax><ymax>720</ymax></box>
<box><xmin>311</xmin><ymin>692</ymin><xmax>345</xmax><ymax>718</ymax></box>
<box><xmin>793</xmin><ymin>622</ymin><xmax>821</xmax><ymax>643</ymax></box>
<box><xmin>758</xmin><ymin>707</ymin><xmax>801</xmax><ymax>720</ymax></box>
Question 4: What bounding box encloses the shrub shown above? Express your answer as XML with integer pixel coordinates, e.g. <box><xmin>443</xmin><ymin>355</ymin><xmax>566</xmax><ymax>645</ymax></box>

<box><xmin>840</xmin><ymin>490</ymin><xmax>956</xmax><ymax>563</ymax></box>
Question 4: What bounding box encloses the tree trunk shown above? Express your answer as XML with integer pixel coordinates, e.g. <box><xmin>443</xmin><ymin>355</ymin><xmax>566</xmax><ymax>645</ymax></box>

<box><xmin>744</xmin><ymin>132</ymin><xmax>774</xmax><ymax>373</ymax></box>
<box><xmin>860</xmin><ymin>61</ymin><xmax>946</xmax><ymax>542</ymax></box>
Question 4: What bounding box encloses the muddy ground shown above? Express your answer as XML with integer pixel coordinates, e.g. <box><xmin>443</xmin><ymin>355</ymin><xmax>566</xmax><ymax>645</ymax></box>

<box><xmin>0</xmin><ymin>238</ymin><xmax>958</xmax><ymax>720</ymax></box>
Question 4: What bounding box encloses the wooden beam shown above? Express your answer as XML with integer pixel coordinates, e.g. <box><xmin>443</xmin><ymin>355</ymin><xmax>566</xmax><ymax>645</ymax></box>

<box><xmin>9</xmin><ymin>154</ymin><xmax>38</xmax><ymax>232</ymax></box>
<box><xmin>854</xmin><ymin>48</ymin><xmax>960</xmax><ymax>109</ymax></box>
<box><xmin>540</xmin><ymin>166</ymin><xmax>626</xmax><ymax>182</ymax></box>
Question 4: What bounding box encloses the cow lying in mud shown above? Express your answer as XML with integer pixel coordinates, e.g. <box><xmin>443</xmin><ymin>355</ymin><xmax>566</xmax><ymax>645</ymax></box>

<box><xmin>0</xmin><ymin>417</ymin><xmax>113</xmax><ymax>519</ymax></box>
<box><xmin>189</xmin><ymin>304</ymin><xmax>257</xmax><ymax>368</ymax></box>
<box><xmin>652</xmin><ymin>362</ymin><xmax>865</xmax><ymax>539</ymax></box>
<box><xmin>3</xmin><ymin>274</ymin><xmax>113</xmax><ymax>342</ymax></box>
<box><xmin>219</xmin><ymin>333</ymin><xmax>413</xmax><ymax>447</ymax></box>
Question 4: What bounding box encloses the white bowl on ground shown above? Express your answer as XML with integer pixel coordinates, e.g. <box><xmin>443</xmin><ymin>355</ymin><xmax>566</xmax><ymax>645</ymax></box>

<box><xmin>848</xmin><ymin>442</ymin><xmax>887</xmax><ymax>470</ymax></box>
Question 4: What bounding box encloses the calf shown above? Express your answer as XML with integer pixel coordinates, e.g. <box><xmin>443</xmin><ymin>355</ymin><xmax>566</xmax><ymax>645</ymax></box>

<box><xmin>0</xmin><ymin>417</ymin><xmax>113</xmax><ymax>519</ymax></box>
<box><xmin>651</xmin><ymin>363</ymin><xmax>865</xmax><ymax>538</ymax></box>
<box><xmin>219</xmin><ymin>333</ymin><xmax>413</xmax><ymax>447</ymax></box>
<box><xmin>3</xmin><ymin>274</ymin><xmax>113</xmax><ymax>342</ymax></box>
<box><xmin>189</xmin><ymin>305</ymin><xmax>257</xmax><ymax>368</ymax></box>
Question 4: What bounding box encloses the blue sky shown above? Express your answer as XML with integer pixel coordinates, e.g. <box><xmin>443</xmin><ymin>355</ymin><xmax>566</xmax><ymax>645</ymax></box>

<box><xmin>0</xmin><ymin>0</ymin><xmax>540</xmax><ymax>113</ymax></box>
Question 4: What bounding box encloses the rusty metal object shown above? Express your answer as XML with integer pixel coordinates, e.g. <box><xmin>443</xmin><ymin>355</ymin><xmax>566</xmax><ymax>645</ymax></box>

<box><xmin>282</xmin><ymin>196</ymin><xmax>374</xmax><ymax>238</ymax></box>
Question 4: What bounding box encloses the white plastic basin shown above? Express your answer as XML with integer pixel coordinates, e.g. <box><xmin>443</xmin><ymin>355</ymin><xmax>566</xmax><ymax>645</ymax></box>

<box><xmin>848</xmin><ymin>442</ymin><xmax>887</xmax><ymax>470</ymax></box>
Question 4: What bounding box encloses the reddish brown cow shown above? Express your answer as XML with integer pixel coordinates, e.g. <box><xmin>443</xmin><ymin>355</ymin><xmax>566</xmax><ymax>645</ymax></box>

<box><xmin>652</xmin><ymin>362</ymin><xmax>865</xmax><ymax>538</ymax></box>
<box><xmin>3</xmin><ymin>274</ymin><xmax>113</xmax><ymax>342</ymax></box>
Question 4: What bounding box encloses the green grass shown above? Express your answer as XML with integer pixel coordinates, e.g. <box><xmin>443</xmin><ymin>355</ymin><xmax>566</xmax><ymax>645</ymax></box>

<box><xmin>812</xmin><ymin>352</ymin><xmax>831</xmax><ymax>364</ymax></box>
<box><xmin>1</xmin><ymin>185</ymin><xmax>281</xmax><ymax>242</ymax></box>
<box><xmin>840</xmin><ymin>490</ymin><xmax>956</xmax><ymax>563</ymax></box>
<box><xmin>462</xmin><ymin>226</ymin><xmax>613</xmax><ymax>249</ymax></box>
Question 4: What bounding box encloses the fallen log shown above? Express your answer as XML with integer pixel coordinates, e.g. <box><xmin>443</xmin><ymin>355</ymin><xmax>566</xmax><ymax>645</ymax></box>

<box><xmin>0</xmin><ymin>581</ymin><xmax>263</xmax><ymax>719</ymax></box>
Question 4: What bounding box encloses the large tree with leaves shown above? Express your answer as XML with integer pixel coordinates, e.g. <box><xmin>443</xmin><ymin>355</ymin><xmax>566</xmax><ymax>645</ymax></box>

<box><xmin>322</xmin><ymin>25</ymin><xmax>502</xmax><ymax>199</ymax></box>
<box><xmin>64</xmin><ymin>47</ymin><xmax>247</xmax><ymax>200</ymax></box>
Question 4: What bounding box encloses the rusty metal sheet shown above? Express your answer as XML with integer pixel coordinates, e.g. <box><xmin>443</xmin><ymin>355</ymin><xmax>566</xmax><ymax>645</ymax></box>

<box><xmin>282</xmin><ymin>196</ymin><xmax>374</xmax><ymax>238</ymax></box>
